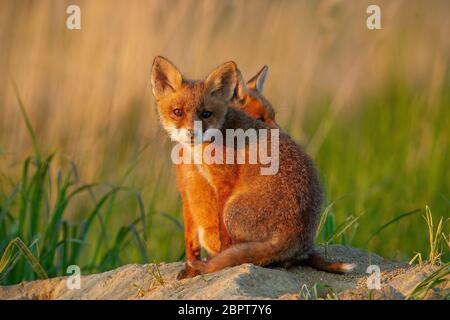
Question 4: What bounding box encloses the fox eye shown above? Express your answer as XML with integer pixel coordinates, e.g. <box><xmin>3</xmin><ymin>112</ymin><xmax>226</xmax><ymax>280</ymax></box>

<box><xmin>202</xmin><ymin>110</ymin><xmax>212</xmax><ymax>119</ymax></box>
<box><xmin>173</xmin><ymin>108</ymin><xmax>183</xmax><ymax>117</ymax></box>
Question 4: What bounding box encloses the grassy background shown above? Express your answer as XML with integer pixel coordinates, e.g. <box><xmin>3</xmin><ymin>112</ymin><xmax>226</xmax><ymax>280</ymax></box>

<box><xmin>0</xmin><ymin>0</ymin><xmax>449</xmax><ymax>285</ymax></box>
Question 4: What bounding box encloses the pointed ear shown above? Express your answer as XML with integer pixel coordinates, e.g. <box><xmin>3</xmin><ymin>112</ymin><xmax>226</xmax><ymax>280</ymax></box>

<box><xmin>204</xmin><ymin>61</ymin><xmax>238</xmax><ymax>101</ymax></box>
<box><xmin>247</xmin><ymin>65</ymin><xmax>268</xmax><ymax>93</ymax></box>
<box><xmin>233</xmin><ymin>69</ymin><xmax>249</xmax><ymax>102</ymax></box>
<box><xmin>151</xmin><ymin>56</ymin><xmax>183</xmax><ymax>100</ymax></box>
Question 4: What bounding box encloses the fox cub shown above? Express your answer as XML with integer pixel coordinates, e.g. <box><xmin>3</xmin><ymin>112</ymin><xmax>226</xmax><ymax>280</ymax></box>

<box><xmin>150</xmin><ymin>56</ymin><xmax>355</xmax><ymax>277</ymax></box>
<box><xmin>152</xmin><ymin>57</ymin><xmax>276</xmax><ymax>279</ymax></box>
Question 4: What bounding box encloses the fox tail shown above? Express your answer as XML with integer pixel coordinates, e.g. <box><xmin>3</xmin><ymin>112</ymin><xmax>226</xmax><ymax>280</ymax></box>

<box><xmin>306</xmin><ymin>250</ymin><xmax>356</xmax><ymax>274</ymax></box>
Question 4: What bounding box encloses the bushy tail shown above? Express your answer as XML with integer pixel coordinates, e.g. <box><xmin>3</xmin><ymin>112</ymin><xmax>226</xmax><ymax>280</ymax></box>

<box><xmin>190</xmin><ymin>239</ymin><xmax>282</xmax><ymax>274</ymax></box>
<box><xmin>306</xmin><ymin>250</ymin><xmax>355</xmax><ymax>274</ymax></box>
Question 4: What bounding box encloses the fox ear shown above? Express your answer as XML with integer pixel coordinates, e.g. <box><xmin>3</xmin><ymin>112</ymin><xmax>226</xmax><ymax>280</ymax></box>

<box><xmin>151</xmin><ymin>56</ymin><xmax>183</xmax><ymax>100</ymax></box>
<box><xmin>247</xmin><ymin>65</ymin><xmax>268</xmax><ymax>93</ymax></box>
<box><xmin>233</xmin><ymin>69</ymin><xmax>249</xmax><ymax>102</ymax></box>
<box><xmin>204</xmin><ymin>61</ymin><xmax>238</xmax><ymax>101</ymax></box>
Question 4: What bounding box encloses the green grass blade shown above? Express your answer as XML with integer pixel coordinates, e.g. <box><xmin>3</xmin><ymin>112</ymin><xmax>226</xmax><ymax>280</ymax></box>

<box><xmin>129</xmin><ymin>223</ymin><xmax>149</xmax><ymax>263</ymax></box>
<box><xmin>28</xmin><ymin>154</ymin><xmax>54</xmax><ymax>239</ymax></box>
<box><xmin>365</xmin><ymin>209</ymin><xmax>420</xmax><ymax>246</ymax></box>
<box><xmin>326</xmin><ymin>215</ymin><xmax>360</xmax><ymax>245</ymax></box>
<box><xmin>159</xmin><ymin>211</ymin><xmax>184</xmax><ymax>231</ymax></box>
<box><xmin>135</xmin><ymin>192</ymin><xmax>147</xmax><ymax>240</ymax></box>
<box><xmin>316</xmin><ymin>201</ymin><xmax>335</xmax><ymax>241</ymax></box>
<box><xmin>70</xmin><ymin>186</ymin><xmax>122</xmax><ymax>263</ymax></box>
<box><xmin>18</xmin><ymin>156</ymin><xmax>31</xmax><ymax>238</ymax></box>
<box><xmin>0</xmin><ymin>238</ymin><xmax>47</xmax><ymax>280</ymax></box>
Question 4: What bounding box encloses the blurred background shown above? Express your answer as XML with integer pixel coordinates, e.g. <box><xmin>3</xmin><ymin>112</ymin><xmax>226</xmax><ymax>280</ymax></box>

<box><xmin>0</xmin><ymin>0</ymin><xmax>448</xmax><ymax>284</ymax></box>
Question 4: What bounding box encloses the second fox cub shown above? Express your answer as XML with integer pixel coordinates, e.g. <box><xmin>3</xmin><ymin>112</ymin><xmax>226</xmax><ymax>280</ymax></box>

<box><xmin>151</xmin><ymin>56</ymin><xmax>355</xmax><ymax>277</ymax></box>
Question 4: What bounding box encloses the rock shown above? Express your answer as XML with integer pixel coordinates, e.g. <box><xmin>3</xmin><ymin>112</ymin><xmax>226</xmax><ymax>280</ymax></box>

<box><xmin>0</xmin><ymin>245</ymin><xmax>447</xmax><ymax>300</ymax></box>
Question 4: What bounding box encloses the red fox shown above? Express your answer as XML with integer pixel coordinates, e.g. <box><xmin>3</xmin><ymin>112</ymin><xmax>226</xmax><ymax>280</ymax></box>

<box><xmin>150</xmin><ymin>56</ymin><xmax>355</xmax><ymax>278</ymax></box>
<box><xmin>156</xmin><ymin>59</ymin><xmax>276</xmax><ymax>279</ymax></box>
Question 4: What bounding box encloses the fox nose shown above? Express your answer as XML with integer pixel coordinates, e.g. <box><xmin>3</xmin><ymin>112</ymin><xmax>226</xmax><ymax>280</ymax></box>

<box><xmin>186</xmin><ymin>129</ymin><xmax>196</xmax><ymax>142</ymax></box>
<box><xmin>187</xmin><ymin>129</ymin><xmax>195</xmax><ymax>137</ymax></box>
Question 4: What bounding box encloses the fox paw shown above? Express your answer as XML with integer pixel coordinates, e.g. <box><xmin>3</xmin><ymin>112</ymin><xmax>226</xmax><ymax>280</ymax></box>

<box><xmin>187</xmin><ymin>260</ymin><xmax>208</xmax><ymax>272</ymax></box>
<box><xmin>176</xmin><ymin>266</ymin><xmax>200</xmax><ymax>280</ymax></box>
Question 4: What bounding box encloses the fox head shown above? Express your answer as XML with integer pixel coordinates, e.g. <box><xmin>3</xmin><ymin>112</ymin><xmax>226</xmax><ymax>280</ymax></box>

<box><xmin>151</xmin><ymin>56</ymin><xmax>276</xmax><ymax>144</ymax></box>
<box><xmin>151</xmin><ymin>56</ymin><xmax>237</xmax><ymax>144</ymax></box>
<box><xmin>233</xmin><ymin>65</ymin><xmax>277</xmax><ymax>128</ymax></box>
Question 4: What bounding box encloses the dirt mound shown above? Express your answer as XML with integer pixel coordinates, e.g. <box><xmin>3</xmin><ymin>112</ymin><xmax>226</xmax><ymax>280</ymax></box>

<box><xmin>0</xmin><ymin>245</ymin><xmax>447</xmax><ymax>300</ymax></box>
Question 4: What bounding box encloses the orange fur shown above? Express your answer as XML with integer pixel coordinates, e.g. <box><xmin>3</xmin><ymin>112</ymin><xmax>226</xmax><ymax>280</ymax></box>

<box><xmin>151</xmin><ymin>57</ymin><xmax>275</xmax><ymax>278</ymax></box>
<box><xmin>150</xmin><ymin>56</ymin><xmax>355</xmax><ymax>278</ymax></box>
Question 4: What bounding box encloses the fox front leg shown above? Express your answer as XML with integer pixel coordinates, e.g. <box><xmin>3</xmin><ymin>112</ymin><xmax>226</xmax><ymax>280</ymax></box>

<box><xmin>177</xmin><ymin>205</ymin><xmax>201</xmax><ymax>280</ymax></box>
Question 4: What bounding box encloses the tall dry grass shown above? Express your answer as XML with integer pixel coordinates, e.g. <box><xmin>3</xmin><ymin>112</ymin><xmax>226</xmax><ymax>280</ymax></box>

<box><xmin>1</xmin><ymin>1</ymin><xmax>449</xmax><ymax>172</ymax></box>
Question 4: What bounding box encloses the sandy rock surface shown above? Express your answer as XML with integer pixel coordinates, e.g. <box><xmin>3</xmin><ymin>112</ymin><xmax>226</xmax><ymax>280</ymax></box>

<box><xmin>0</xmin><ymin>245</ymin><xmax>447</xmax><ymax>300</ymax></box>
